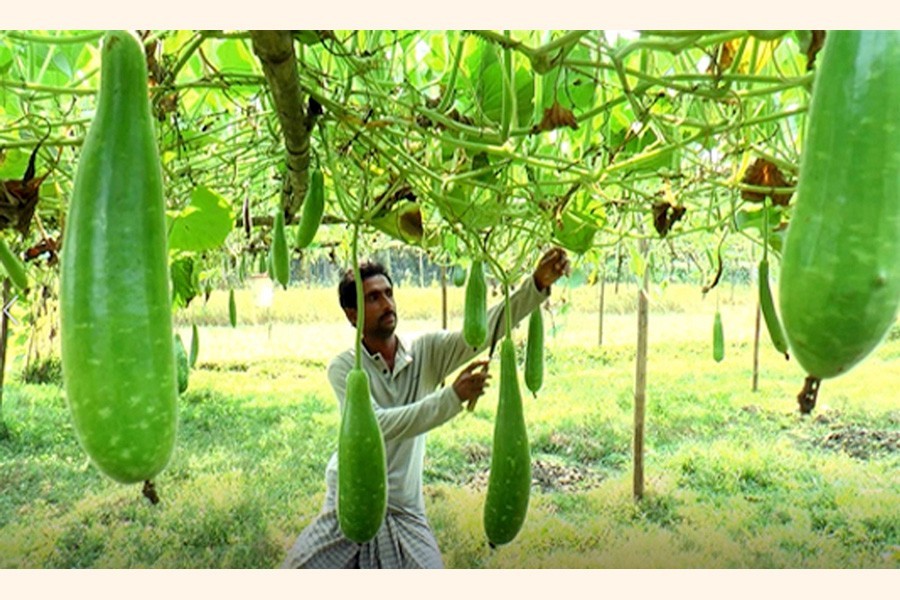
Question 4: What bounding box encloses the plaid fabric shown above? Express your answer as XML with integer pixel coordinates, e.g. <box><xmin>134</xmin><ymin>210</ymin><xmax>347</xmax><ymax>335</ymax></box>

<box><xmin>281</xmin><ymin>509</ymin><xmax>443</xmax><ymax>569</ymax></box>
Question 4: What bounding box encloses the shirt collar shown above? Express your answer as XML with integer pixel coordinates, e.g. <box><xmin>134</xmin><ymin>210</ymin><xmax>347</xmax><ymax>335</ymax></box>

<box><xmin>361</xmin><ymin>336</ymin><xmax>414</xmax><ymax>377</ymax></box>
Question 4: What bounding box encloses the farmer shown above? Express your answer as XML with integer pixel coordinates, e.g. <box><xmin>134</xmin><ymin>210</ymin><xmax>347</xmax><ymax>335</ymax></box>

<box><xmin>282</xmin><ymin>247</ymin><xmax>570</xmax><ymax>568</ymax></box>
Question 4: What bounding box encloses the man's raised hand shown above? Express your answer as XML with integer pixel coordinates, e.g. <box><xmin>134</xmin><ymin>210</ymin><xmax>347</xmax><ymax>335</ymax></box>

<box><xmin>533</xmin><ymin>247</ymin><xmax>570</xmax><ymax>292</ymax></box>
<box><xmin>453</xmin><ymin>360</ymin><xmax>491</xmax><ymax>411</ymax></box>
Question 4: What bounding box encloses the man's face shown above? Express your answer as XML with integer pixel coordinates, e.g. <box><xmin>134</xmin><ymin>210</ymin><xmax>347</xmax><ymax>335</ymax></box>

<box><xmin>345</xmin><ymin>274</ymin><xmax>397</xmax><ymax>340</ymax></box>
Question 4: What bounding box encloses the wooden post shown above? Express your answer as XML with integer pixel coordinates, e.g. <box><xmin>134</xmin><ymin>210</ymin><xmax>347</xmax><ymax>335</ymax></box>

<box><xmin>0</xmin><ymin>278</ymin><xmax>11</xmax><ymax>439</ymax></box>
<box><xmin>633</xmin><ymin>239</ymin><xmax>650</xmax><ymax>501</ymax></box>
<box><xmin>598</xmin><ymin>259</ymin><xmax>606</xmax><ymax>347</ymax></box>
<box><xmin>418</xmin><ymin>253</ymin><xmax>425</xmax><ymax>288</ymax></box>
<box><xmin>440</xmin><ymin>266</ymin><xmax>448</xmax><ymax>331</ymax></box>
<box><xmin>752</xmin><ymin>300</ymin><xmax>761</xmax><ymax>392</ymax></box>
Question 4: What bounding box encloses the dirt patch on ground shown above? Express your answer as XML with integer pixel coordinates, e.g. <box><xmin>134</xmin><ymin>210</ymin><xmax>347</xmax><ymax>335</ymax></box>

<box><xmin>465</xmin><ymin>457</ymin><xmax>605</xmax><ymax>493</ymax></box>
<box><xmin>816</xmin><ymin>423</ymin><xmax>899</xmax><ymax>459</ymax></box>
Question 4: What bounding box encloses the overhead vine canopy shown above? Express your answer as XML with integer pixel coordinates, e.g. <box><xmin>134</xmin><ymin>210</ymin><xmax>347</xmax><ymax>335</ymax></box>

<box><xmin>0</xmin><ymin>29</ymin><xmax>817</xmax><ymax>289</ymax></box>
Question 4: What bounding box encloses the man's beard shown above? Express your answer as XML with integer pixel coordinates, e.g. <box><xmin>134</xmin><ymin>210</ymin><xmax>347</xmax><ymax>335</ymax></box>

<box><xmin>369</xmin><ymin>311</ymin><xmax>397</xmax><ymax>339</ymax></box>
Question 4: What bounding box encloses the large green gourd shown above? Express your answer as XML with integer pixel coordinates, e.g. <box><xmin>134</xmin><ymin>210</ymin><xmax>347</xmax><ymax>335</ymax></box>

<box><xmin>60</xmin><ymin>30</ymin><xmax>177</xmax><ymax>484</ymax></box>
<box><xmin>779</xmin><ymin>31</ymin><xmax>900</xmax><ymax>381</ymax></box>
<box><xmin>463</xmin><ymin>260</ymin><xmax>487</xmax><ymax>349</ymax></box>
<box><xmin>338</xmin><ymin>367</ymin><xmax>388</xmax><ymax>543</ymax></box>
<box><xmin>483</xmin><ymin>338</ymin><xmax>531</xmax><ymax>546</ymax></box>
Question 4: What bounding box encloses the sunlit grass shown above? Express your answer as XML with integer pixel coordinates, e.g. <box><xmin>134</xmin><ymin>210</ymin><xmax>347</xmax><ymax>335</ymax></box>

<box><xmin>1</xmin><ymin>282</ymin><xmax>897</xmax><ymax>568</ymax></box>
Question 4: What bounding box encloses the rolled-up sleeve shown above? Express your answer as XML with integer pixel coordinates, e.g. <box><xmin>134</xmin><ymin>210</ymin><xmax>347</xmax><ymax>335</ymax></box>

<box><xmin>328</xmin><ymin>359</ymin><xmax>464</xmax><ymax>442</ymax></box>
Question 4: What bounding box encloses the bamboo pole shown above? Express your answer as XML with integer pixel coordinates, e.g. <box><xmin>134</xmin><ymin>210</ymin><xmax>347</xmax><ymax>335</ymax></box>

<box><xmin>441</xmin><ymin>266</ymin><xmax>448</xmax><ymax>331</ymax></box>
<box><xmin>752</xmin><ymin>300</ymin><xmax>761</xmax><ymax>392</ymax></box>
<box><xmin>598</xmin><ymin>276</ymin><xmax>606</xmax><ymax>347</ymax></box>
<box><xmin>0</xmin><ymin>279</ymin><xmax>11</xmax><ymax>439</ymax></box>
<box><xmin>633</xmin><ymin>239</ymin><xmax>650</xmax><ymax>501</ymax></box>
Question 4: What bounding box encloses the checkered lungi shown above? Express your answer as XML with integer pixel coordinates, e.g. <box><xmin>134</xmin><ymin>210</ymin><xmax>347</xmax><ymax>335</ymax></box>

<box><xmin>281</xmin><ymin>508</ymin><xmax>444</xmax><ymax>569</ymax></box>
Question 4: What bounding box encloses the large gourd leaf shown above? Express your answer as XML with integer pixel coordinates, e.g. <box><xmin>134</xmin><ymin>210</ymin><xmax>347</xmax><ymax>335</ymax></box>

<box><xmin>538</xmin><ymin>43</ymin><xmax>596</xmax><ymax>115</ymax></box>
<box><xmin>439</xmin><ymin>184</ymin><xmax>503</xmax><ymax>231</ymax></box>
<box><xmin>168</xmin><ymin>186</ymin><xmax>235</xmax><ymax>252</ymax></box>
<box><xmin>552</xmin><ymin>194</ymin><xmax>605</xmax><ymax>254</ymax></box>
<box><xmin>465</xmin><ymin>38</ymin><xmax>533</xmax><ymax>128</ymax></box>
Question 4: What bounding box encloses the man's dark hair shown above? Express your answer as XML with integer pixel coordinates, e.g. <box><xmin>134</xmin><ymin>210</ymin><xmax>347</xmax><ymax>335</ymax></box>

<box><xmin>338</xmin><ymin>261</ymin><xmax>393</xmax><ymax>309</ymax></box>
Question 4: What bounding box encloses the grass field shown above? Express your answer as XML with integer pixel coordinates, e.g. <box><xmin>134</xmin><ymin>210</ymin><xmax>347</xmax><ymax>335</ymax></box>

<box><xmin>1</xmin><ymin>280</ymin><xmax>898</xmax><ymax>568</ymax></box>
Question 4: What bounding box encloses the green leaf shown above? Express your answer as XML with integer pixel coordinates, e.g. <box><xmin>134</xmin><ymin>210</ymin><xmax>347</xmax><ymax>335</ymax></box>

<box><xmin>735</xmin><ymin>208</ymin><xmax>764</xmax><ymax>231</ymax></box>
<box><xmin>629</xmin><ymin>243</ymin><xmax>647</xmax><ymax>281</ymax></box>
<box><xmin>539</xmin><ymin>44</ymin><xmax>595</xmax><ymax>113</ymax></box>
<box><xmin>215</xmin><ymin>39</ymin><xmax>255</xmax><ymax>73</ymax></box>
<box><xmin>370</xmin><ymin>202</ymin><xmax>425</xmax><ymax>245</ymax></box>
<box><xmin>440</xmin><ymin>184</ymin><xmax>502</xmax><ymax>231</ymax></box>
<box><xmin>552</xmin><ymin>209</ymin><xmax>597</xmax><ymax>255</ymax></box>
<box><xmin>168</xmin><ymin>186</ymin><xmax>235</xmax><ymax>252</ymax></box>
<box><xmin>735</xmin><ymin>206</ymin><xmax>786</xmax><ymax>254</ymax></box>
<box><xmin>0</xmin><ymin>149</ymin><xmax>31</xmax><ymax>180</ymax></box>
<box><xmin>513</xmin><ymin>65</ymin><xmax>535</xmax><ymax>128</ymax></box>
<box><xmin>170</xmin><ymin>255</ymin><xmax>200</xmax><ymax>309</ymax></box>
<box><xmin>468</xmin><ymin>42</ymin><xmax>534</xmax><ymax>129</ymax></box>
<box><xmin>424</xmin><ymin>32</ymin><xmax>447</xmax><ymax>72</ymax></box>
<box><xmin>0</xmin><ymin>43</ymin><xmax>13</xmax><ymax>76</ymax></box>
<box><xmin>51</xmin><ymin>52</ymin><xmax>73</xmax><ymax>77</ymax></box>
<box><xmin>474</xmin><ymin>42</ymin><xmax>502</xmax><ymax>124</ymax></box>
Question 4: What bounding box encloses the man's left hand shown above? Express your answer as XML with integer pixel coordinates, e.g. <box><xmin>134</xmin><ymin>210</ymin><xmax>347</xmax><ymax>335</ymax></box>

<box><xmin>533</xmin><ymin>247</ymin><xmax>570</xmax><ymax>292</ymax></box>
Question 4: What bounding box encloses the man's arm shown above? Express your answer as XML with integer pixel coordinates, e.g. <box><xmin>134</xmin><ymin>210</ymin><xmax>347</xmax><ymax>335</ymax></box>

<box><xmin>328</xmin><ymin>358</ymin><xmax>463</xmax><ymax>442</ymax></box>
<box><xmin>420</xmin><ymin>248</ymin><xmax>570</xmax><ymax>385</ymax></box>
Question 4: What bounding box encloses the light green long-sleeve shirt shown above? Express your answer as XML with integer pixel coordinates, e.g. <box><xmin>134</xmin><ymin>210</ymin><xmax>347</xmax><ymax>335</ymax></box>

<box><xmin>321</xmin><ymin>277</ymin><xmax>549</xmax><ymax>516</ymax></box>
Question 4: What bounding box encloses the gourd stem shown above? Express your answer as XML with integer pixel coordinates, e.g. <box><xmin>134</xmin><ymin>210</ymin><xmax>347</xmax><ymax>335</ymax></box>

<box><xmin>798</xmin><ymin>376</ymin><xmax>821</xmax><ymax>414</ymax></box>
<box><xmin>435</xmin><ymin>36</ymin><xmax>465</xmax><ymax>114</ymax></box>
<box><xmin>352</xmin><ymin>221</ymin><xmax>364</xmax><ymax>371</ymax></box>
<box><xmin>503</xmin><ymin>281</ymin><xmax>513</xmax><ymax>340</ymax></box>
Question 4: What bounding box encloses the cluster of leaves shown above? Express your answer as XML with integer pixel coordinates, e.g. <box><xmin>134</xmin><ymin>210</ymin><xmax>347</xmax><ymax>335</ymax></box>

<box><xmin>0</xmin><ymin>29</ymin><xmax>815</xmax><ymax>314</ymax></box>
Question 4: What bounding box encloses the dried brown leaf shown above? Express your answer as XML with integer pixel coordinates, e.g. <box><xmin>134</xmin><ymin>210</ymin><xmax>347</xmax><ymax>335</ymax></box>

<box><xmin>532</xmin><ymin>101</ymin><xmax>578</xmax><ymax>134</ymax></box>
<box><xmin>806</xmin><ymin>30</ymin><xmax>827</xmax><ymax>71</ymax></box>
<box><xmin>741</xmin><ymin>158</ymin><xmax>794</xmax><ymax>206</ymax></box>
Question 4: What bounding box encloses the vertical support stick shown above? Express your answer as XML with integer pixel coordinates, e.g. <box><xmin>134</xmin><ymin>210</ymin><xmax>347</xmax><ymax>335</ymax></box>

<box><xmin>633</xmin><ymin>239</ymin><xmax>650</xmax><ymax>501</ymax></box>
<box><xmin>752</xmin><ymin>300</ymin><xmax>761</xmax><ymax>392</ymax></box>
<box><xmin>0</xmin><ymin>278</ymin><xmax>11</xmax><ymax>438</ymax></box>
<box><xmin>419</xmin><ymin>252</ymin><xmax>425</xmax><ymax>288</ymax></box>
<box><xmin>598</xmin><ymin>270</ymin><xmax>606</xmax><ymax>347</ymax></box>
<box><xmin>440</xmin><ymin>266</ymin><xmax>448</xmax><ymax>331</ymax></box>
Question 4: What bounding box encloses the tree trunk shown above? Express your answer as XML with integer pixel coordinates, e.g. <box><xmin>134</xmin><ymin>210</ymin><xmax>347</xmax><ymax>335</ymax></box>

<box><xmin>633</xmin><ymin>239</ymin><xmax>650</xmax><ymax>501</ymax></box>
<box><xmin>249</xmin><ymin>31</ymin><xmax>317</xmax><ymax>221</ymax></box>
<box><xmin>752</xmin><ymin>300</ymin><xmax>761</xmax><ymax>392</ymax></box>
<box><xmin>0</xmin><ymin>278</ymin><xmax>11</xmax><ymax>439</ymax></box>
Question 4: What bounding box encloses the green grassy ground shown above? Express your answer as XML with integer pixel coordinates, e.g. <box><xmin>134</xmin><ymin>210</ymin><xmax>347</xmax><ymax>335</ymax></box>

<box><xmin>1</xmin><ymin>282</ymin><xmax>897</xmax><ymax>568</ymax></box>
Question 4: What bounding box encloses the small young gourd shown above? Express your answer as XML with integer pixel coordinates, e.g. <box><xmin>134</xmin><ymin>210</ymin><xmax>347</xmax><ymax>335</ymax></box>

<box><xmin>524</xmin><ymin>308</ymin><xmax>544</xmax><ymax>396</ymax></box>
<box><xmin>463</xmin><ymin>260</ymin><xmax>487</xmax><ymax>349</ymax></box>
<box><xmin>295</xmin><ymin>169</ymin><xmax>325</xmax><ymax>249</ymax></box>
